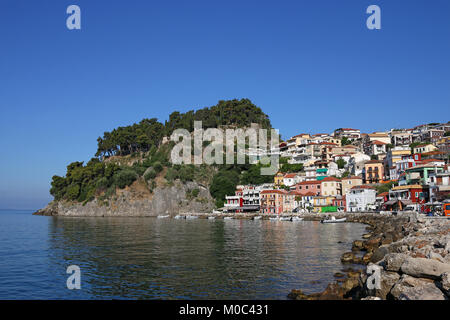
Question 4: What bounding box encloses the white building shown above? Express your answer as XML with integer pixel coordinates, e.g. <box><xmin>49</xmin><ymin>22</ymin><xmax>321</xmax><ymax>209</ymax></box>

<box><xmin>346</xmin><ymin>185</ymin><xmax>377</xmax><ymax>212</ymax></box>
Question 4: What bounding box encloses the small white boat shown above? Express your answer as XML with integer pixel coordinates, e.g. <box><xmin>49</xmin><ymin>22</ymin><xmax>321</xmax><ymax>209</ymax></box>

<box><xmin>292</xmin><ymin>217</ymin><xmax>303</xmax><ymax>222</ymax></box>
<box><xmin>186</xmin><ymin>215</ymin><xmax>198</xmax><ymax>219</ymax></box>
<box><xmin>174</xmin><ymin>215</ymin><xmax>184</xmax><ymax>219</ymax></box>
<box><xmin>269</xmin><ymin>217</ymin><xmax>279</xmax><ymax>221</ymax></box>
<box><xmin>279</xmin><ymin>217</ymin><xmax>291</xmax><ymax>221</ymax></box>
<box><xmin>321</xmin><ymin>216</ymin><xmax>347</xmax><ymax>224</ymax></box>
<box><xmin>223</xmin><ymin>216</ymin><xmax>233</xmax><ymax>220</ymax></box>
<box><xmin>253</xmin><ymin>216</ymin><xmax>262</xmax><ymax>220</ymax></box>
<box><xmin>208</xmin><ymin>216</ymin><xmax>216</xmax><ymax>220</ymax></box>
<box><xmin>212</xmin><ymin>210</ymin><xmax>221</xmax><ymax>214</ymax></box>
<box><xmin>157</xmin><ymin>215</ymin><xmax>170</xmax><ymax>219</ymax></box>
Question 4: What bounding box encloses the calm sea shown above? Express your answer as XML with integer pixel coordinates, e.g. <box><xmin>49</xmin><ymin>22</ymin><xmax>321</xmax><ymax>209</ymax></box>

<box><xmin>0</xmin><ymin>210</ymin><xmax>366</xmax><ymax>300</ymax></box>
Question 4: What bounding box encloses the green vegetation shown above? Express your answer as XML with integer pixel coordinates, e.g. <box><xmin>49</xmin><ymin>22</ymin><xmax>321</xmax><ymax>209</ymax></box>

<box><xmin>336</xmin><ymin>159</ymin><xmax>346</xmax><ymax>169</ymax></box>
<box><xmin>375</xmin><ymin>181</ymin><xmax>397</xmax><ymax>194</ymax></box>
<box><xmin>341</xmin><ymin>137</ymin><xmax>352</xmax><ymax>146</ymax></box>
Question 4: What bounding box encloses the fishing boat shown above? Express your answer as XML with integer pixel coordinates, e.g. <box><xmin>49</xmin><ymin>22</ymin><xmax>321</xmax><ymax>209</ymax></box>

<box><xmin>186</xmin><ymin>215</ymin><xmax>198</xmax><ymax>219</ymax></box>
<box><xmin>279</xmin><ymin>217</ymin><xmax>291</xmax><ymax>221</ymax></box>
<box><xmin>321</xmin><ymin>216</ymin><xmax>346</xmax><ymax>224</ymax></box>
<box><xmin>208</xmin><ymin>216</ymin><xmax>216</xmax><ymax>220</ymax></box>
<box><xmin>223</xmin><ymin>216</ymin><xmax>233</xmax><ymax>220</ymax></box>
<box><xmin>253</xmin><ymin>216</ymin><xmax>262</xmax><ymax>220</ymax></box>
<box><xmin>291</xmin><ymin>217</ymin><xmax>303</xmax><ymax>222</ymax></box>
<box><xmin>157</xmin><ymin>215</ymin><xmax>170</xmax><ymax>219</ymax></box>
<box><xmin>269</xmin><ymin>217</ymin><xmax>279</xmax><ymax>221</ymax></box>
<box><xmin>174</xmin><ymin>215</ymin><xmax>184</xmax><ymax>219</ymax></box>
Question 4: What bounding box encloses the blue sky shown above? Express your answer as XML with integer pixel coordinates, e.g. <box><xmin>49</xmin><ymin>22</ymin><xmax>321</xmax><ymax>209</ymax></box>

<box><xmin>0</xmin><ymin>0</ymin><xmax>449</xmax><ymax>209</ymax></box>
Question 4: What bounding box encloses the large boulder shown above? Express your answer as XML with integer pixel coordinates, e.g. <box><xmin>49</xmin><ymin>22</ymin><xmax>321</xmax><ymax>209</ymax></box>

<box><xmin>390</xmin><ymin>275</ymin><xmax>446</xmax><ymax>300</ymax></box>
<box><xmin>384</xmin><ymin>253</ymin><xmax>409</xmax><ymax>272</ymax></box>
<box><xmin>370</xmin><ymin>245</ymin><xmax>390</xmax><ymax>263</ymax></box>
<box><xmin>401</xmin><ymin>257</ymin><xmax>450</xmax><ymax>280</ymax></box>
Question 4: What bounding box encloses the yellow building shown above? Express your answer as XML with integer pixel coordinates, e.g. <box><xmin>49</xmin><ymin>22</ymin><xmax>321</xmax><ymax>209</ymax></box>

<box><xmin>413</xmin><ymin>143</ymin><xmax>438</xmax><ymax>154</ymax></box>
<box><xmin>341</xmin><ymin>176</ymin><xmax>363</xmax><ymax>195</ymax></box>
<box><xmin>312</xmin><ymin>196</ymin><xmax>335</xmax><ymax>212</ymax></box>
<box><xmin>274</xmin><ymin>172</ymin><xmax>284</xmax><ymax>187</ymax></box>
<box><xmin>320</xmin><ymin>177</ymin><xmax>342</xmax><ymax>196</ymax></box>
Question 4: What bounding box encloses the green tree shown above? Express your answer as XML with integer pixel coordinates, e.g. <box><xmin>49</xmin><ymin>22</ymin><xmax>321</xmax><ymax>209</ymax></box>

<box><xmin>336</xmin><ymin>159</ymin><xmax>346</xmax><ymax>169</ymax></box>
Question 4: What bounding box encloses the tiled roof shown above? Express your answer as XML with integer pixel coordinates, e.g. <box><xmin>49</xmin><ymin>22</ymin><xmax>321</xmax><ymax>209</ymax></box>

<box><xmin>260</xmin><ymin>190</ymin><xmax>287</xmax><ymax>194</ymax></box>
<box><xmin>297</xmin><ymin>180</ymin><xmax>322</xmax><ymax>185</ymax></box>
<box><xmin>321</xmin><ymin>177</ymin><xmax>341</xmax><ymax>182</ymax></box>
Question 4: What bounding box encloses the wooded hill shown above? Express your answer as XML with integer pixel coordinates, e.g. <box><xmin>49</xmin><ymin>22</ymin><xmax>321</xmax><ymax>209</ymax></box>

<box><xmin>49</xmin><ymin>99</ymin><xmax>276</xmax><ymax>207</ymax></box>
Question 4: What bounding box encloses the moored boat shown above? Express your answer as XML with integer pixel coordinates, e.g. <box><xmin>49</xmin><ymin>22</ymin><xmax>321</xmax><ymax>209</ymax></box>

<box><xmin>186</xmin><ymin>215</ymin><xmax>198</xmax><ymax>219</ymax></box>
<box><xmin>253</xmin><ymin>216</ymin><xmax>262</xmax><ymax>220</ymax></box>
<box><xmin>321</xmin><ymin>216</ymin><xmax>346</xmax><ymax>224</ymax></box>
<box><xmin>157</xmin><ymin>215</ymin><xmax>170</xmax><ymax>219</ymax></box>
<box><xmin>269</xmin><ymin>217</ymin><xmax>279</xmax><ymax>221</ymax></box>
<box><xmin>174</xmin><ymin>215</ymin><xmax>184</xmax><ymax>219</ymax></box>
<box><xmin>208</xmin><ymin>216</ymin><xmax>216</xmax><ymax>220</ymax></box>
<box><xmin>291</xmin><ymin>217</ymin><xmax>303</xmax><ymax>222</ymax></box>
<box><xmin>223</xmin><ymin>216</ymin><xmax>233</xmax><ymax>220</ymax></box>
<box><xmin>279</xmin><ymin>217</ymin><xmax>291</xmax><ymax>221</ymax></box>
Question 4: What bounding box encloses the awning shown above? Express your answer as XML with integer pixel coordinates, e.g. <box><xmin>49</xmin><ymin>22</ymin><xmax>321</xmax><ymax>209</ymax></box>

<box><xmin>399</xmin><ymin>200</ymin><xmax>413</xmax><ymax>205</ymax></box>
<box><xmin>384</xmin><ymin>200</ymin><xmax>396</xmax><ymax>205</ymax></box>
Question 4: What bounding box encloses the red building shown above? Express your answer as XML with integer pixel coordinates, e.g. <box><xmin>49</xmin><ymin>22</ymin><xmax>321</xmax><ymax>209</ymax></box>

<box><xmin>291</xmin><ymin>180</ymin><xmax>321</xmax><ymax>196</ymax></box>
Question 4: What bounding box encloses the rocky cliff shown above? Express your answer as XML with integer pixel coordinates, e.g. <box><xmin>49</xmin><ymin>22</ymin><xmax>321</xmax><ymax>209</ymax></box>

<box><xmin>34</xmin><ymin>180</ymin><xmax>215</xmax><ymax>217</ymax></box>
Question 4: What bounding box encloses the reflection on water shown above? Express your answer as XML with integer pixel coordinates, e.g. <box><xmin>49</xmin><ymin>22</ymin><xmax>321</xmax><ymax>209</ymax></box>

<box><xmin>0</xmin><ymin>211</ymin><xmax>366</xmax><ymax>300</ymax></box>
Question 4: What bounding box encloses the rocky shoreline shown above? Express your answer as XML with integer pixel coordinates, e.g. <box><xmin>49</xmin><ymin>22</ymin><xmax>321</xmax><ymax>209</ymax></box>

<box><xmin>288</xmin><ymin>212</ymin><xmax>450</xmax><ymax>300</ymax></box>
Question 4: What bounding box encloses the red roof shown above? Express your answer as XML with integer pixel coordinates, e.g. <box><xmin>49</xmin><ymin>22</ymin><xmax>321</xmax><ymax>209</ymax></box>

<box><xmin>284</xmin><ymin>173</ymin><xmax>297</xmax><ymax>178</ymax></box>
<box><xmin>297</xmin><ymin>180</ymin><xmax>321</xmax><ymax>185</ymax></box>
<box><xmin>260</xmin><ymin>190</ymin><xmax>287</xmax><ymax>195</ymax></box>
<box><xmin>372</xmin><ymin>140</ymin><xmax>387</xmax><ymax>145</ymax></box>
<box><xmin>322</xmin><ymin>177</ymin><xmax>341</xmax><ymax>182</ymax></box>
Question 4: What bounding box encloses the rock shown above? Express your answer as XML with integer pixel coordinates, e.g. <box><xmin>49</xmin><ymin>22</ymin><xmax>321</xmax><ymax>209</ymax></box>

<box><xmin>364</xmin><ymin>237</ymin><xmax>382</xmax><ymax>251</ymax></box>
<box><xmin>401</xmin><ymin>257</ymin><xmax>450</xmax><ymax>280</ymax></box>
<box><xmin>287</xmin><ymin>289</ymin><xmax>307</xmax><ymax>300</ymax></box>
<box><xmin>384</xmin><ymin>253</ymin><xmax>408</xmax><ymax>272</ymax></box>
<box><xmin>362</xmin><ymin>233</ymin><xmax>372</xmax><ymax>239</ymax></box>
<box><xmin>352</xmin><ymin>240</ymin><xmax>364</xmax><ymax>251</ymax></box>
<box><xmin>318</xmin><ymin>283</ymin><xmax>345</xmax><ymax>300</ymax></box>
<box><xmin>341</xmin><ymin>252</ymin><xmax>356</xmax><ymax>264</ymax></box>
<box><xmin>370</xmin><ymin>245</ymin><xmax>390</xmax><ymax>263</ymax></box>
<box><xmin>427</xmin><ymin>251</ymin><xmax>445</xmax><ymax>263</ymax></box>
<box><xmin>361</xmin><ymin>296</ymin><xmax>381</xmax><ymax>300</ymax></box>
<box><xmin>362</xmin><ymin>252</ymin><xmax>373</xmax><ymax>264</ymax></box>
<box><xmin>439</xmin><ymin>272</ymin><xmax>450</xmax><ymax>297</ymax></box>
<box><xmin>390</xmin><ymin>275</ymin><xmax>446</xmax><ymax>300</ymax></box>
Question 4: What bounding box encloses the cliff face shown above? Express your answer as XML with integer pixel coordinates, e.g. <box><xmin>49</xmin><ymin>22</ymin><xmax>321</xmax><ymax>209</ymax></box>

<box><xmin>34</xmin><ymin>181</ymin><xmax>215</xmax><ymax>217</ymax></box>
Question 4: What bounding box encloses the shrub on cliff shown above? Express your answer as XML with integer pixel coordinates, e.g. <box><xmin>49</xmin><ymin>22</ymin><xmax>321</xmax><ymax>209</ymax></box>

<box><xmin>113</xmin><ymin>169</ymin><xmax>137</xmax><ymax>188</ymax></box>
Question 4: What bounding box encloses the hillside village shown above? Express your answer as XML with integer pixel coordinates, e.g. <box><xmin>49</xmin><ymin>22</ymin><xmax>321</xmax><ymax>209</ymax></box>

<box><xmin>223</xmin><ymin>123</ymin><xmax>450</xmax><ymax>215</ymax></box>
